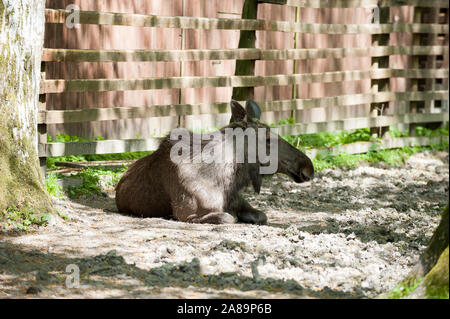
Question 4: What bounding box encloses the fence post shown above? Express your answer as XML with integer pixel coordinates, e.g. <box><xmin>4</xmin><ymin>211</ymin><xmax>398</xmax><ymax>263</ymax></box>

<box><xmin>231</xmin><ymin>0</ymin><xmax>258</xmax><ymax>106</ymax></box>
<box><xmin>370</xmin><ymin>4</ymin><xmax>390</xmax><ymax>138</ymax></box>
<box><xmin>441</xmin><ymin>8</ymin><xmax>450</xmax><ymax>115</ymax></box>
<box><xmin>423</xmin><ymin>7</ymin><xmax>439</xmax><ymax>116</ymax></box>
<box><xmin>178</xmin><ymin>0</ymin><xmax>186</xmax><ymax>128</ymax></box>
<box><xmin>408</xmin><ymin>6</ymin><xmax>424</xmax><ymax>136</ymax></box>
<box><xmin>38</xmin><ymin>61</ymin><xmax>47</xmax><ymax>181</ymax></box>
<box><xmin>291</xmin><ymin>5</ymin><xmax>301</xmax><ymax>120</ymax></box>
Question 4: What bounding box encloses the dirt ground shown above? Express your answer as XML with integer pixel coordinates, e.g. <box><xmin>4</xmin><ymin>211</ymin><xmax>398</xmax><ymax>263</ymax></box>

<box><xmin>0</xmin><ymin>151</ymin><xmax>448</xmax><ymax>299</ymax></box>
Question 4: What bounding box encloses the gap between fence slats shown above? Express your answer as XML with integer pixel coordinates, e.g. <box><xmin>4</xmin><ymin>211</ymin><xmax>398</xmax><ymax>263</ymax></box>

<box><xmin>40</xmin><ymin>68</ymin><xmax>449</xmax><ymax>94</ymax></box>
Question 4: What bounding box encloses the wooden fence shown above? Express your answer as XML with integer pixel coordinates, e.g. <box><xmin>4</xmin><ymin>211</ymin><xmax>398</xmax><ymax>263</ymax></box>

<box><xmin>38</xmin><ymin>0</ymin><xmax>449</xmax><ymax>175</ymax></box>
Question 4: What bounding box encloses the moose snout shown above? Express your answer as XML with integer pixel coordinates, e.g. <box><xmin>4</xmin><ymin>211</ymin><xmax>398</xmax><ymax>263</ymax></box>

<box><xmin>301</xmin><ymin>163</ymin><xmax>314</xmax><ymax>181</ymax></box>
<box><xmin>300</xmin><ymin>168</ymin><xmax>313</xmax><ymax>182</ymax></box>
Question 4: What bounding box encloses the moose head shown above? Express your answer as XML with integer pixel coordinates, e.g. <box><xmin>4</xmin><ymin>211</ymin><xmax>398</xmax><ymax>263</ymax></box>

<box><xmin>228</xmin><ymin>99</ymin><xmax>314</xmax><ymax>191</ymax></box>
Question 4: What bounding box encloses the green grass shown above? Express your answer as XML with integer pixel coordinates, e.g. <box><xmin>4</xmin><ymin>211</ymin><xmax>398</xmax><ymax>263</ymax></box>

<box><xmin>46</xmin><ymin>134</ymin><xmax>152</xmax><ymax>169</ymax></box>
<box><xmin>388</xmin><ymin>278</ymin><xmax>423</xmax><ymax>299</ymax></box>
<box><xmin>45</xmin><ymin>172</ymin><xmax>65</xmax><ymax>198</ymax></box>
<box><xmin>56</xmin><ymin>210</ymin><xmax>69</xmax><ymax>221</ymax></box>
<box><xmin>0</xmin><ymin>206</ymin><xmax>50</xmax><ymax>232</ymax></box>
<box><xmin>276</xmin><ymin>121</ymin><xmax>449</xmax><ymax>172</ymax></box>
<box><xmin>311</xmin><ymin>143</ymin><xmax>448</xmax><ymax>172</ymax></box>
<box><xmin>65</xmin><ymin>166</ymin><xmax>127</xmax><ymax>198</ymax></box>
<box><xmin>45</xmin><ymin>123</ymin><xmax>448</xmax><ymax>196</ymax></box>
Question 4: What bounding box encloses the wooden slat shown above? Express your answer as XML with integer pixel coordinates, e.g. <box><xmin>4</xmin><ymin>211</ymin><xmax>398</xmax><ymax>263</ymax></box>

<box><xmin>39</xmin><ymin>138</ymin><xmax>162</xmax><ymax>157</ymax></box>
<box><xmin>306</xmin><ymin>135</ymin><xmax>449</xmax><ymax>158</ymax></box>
<box><xmin>40</xmin><ymin>68</ymin><xmax>449</xmax><ymax>93</ymax></box>
<box><xmin>38</xmin><ymin>90</ymin><xmax>448</xmax><ymax>124</ymax></box>
<box><xmin>282</xmin><ymin>0</ymin><xmax>449</xmax><ymax>8</ymax></box>
<box><xmin>45</xmin><ymin>9</ymin><xmax>448</xmax><ymax>34</ymax></box>
<box><xmin>41</xmin><ymin>45</ymin><xmax>448</xmax><ymax>62</ymax></box>
<box><xmin>38</xmin><ymin>131</ymin><xmax>448</xmax><ymax>158</ymax></box>
<box><xmin>279</xmin><ymin>112</ymin><xmax>449</xmax><ymax>135</ymax></box>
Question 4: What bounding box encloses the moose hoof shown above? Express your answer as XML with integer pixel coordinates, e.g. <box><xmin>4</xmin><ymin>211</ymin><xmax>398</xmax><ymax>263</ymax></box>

<box><xmin>238</xmin><ymin>211</ymin><xmax>267</xmax><ymax>225</ymax></box>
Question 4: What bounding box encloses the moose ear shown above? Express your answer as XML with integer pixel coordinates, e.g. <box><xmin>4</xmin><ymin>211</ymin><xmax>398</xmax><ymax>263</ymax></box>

<box><xmin>230</xmin><ymin>100</ymin><xmax>246</xmax><ymax>123</ymax></box>
<box><xmin>245</xmin><ymin>99</ymin><xmax>262</xmax><ymax>121</ymax></box>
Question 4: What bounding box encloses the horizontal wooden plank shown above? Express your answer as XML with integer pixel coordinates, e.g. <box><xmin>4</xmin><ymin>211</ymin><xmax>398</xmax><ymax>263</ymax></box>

<box><xmin>40</xmin><ymin>68</ymin><xmax>449</xmax><ymax>93</ymax></box>
<box><xmin>39</xmin><ymin>138</ymin><xmax>162</xmax><ymax>157</ymax></box>
<box><xmin>306</xmin><ymin>135</ymin><xmax>449</xmax><ymax>158</ymax></box>
<box><xmin>38</xmin><ymin>130</ymin><xmax>448</xmax><ymax>158</ymax></box>
<box><xmin>38</xmin><ymin>90</ymin><xmax>448</xmax><ymax>124</ymax></box>
<box><xmin>283</xmin><ymin>0</ymin><xmax>449</xmax><ymax>8</ymax></box>
<box><xmin>42</xmin><ymin>45</ymin><xmax>448</xmax><ymax>62</ymax></box>
<box><xmin>42</xmin><ymin>48</ymin><xmax>261</xmax><ymax>62</ymax></box>
<box><xmin>279</xmin><ymin>112</ymin><xmax>449</xmax><ymax>135</ymax></box>
<box><xmin>45</xmin><ymin>9</ymin><xmax>448</xmax><ymax>34</ymax></box>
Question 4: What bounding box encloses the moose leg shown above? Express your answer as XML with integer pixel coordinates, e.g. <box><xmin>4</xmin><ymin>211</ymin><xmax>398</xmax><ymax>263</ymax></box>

<box><xmin>235</xmin><ymin>196</ymin><xmax>267</xmax><ymax>225</ymax></box>
<box><xmin>185</xmin><ymin>212</ymin><xmax>236</xmax><ymax>224</ymax></box>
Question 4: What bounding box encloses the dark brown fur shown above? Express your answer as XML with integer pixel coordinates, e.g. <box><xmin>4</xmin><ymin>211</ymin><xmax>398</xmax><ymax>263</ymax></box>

<box><xmin>115</xmin><ymin>100</ymin><xmax>314</xmax><ymax>224</ymax></box>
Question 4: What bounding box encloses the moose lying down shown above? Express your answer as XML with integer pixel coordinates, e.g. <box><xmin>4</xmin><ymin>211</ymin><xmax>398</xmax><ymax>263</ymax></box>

<box><xmin>115</xmin><ymin>100</ymin><xmax>314</xmax><ymax>225</ymax></box>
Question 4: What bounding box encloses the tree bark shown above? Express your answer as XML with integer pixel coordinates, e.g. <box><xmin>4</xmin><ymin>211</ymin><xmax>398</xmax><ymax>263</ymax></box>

<box><xmin>231</xmin><ymin>0</ymin><xmax>258</xmax><ymax>105</ymax></box>
<box><xmin>407</xmin><ymin>206</ymin><xmax>449</xmax><ymax>282</ymax></box>
<box><xmin>0</xmin><ymin>0</ymin><xmax>52</xmax><ymax>213</ymax></box>
<box><xmin>383</xmin><ymin>206</ymin><xmax>449</xmax><ymax>298</ymax></box>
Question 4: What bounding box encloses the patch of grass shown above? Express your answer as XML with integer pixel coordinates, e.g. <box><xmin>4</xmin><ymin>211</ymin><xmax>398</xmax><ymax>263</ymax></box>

<box><xmin>274</xmin><ymin>118</ymin><xmax>377</xmax><ymax>149</ymax></box>
<box><xmin>274</xmin><ymin>120</ymin><xmax>449</xmax><ymax>172</ymax></box>
<box><xmin>310</xmin><ymin>143</ymin><xmax>449</xmax><ymax>172</ymax></box>
<box><xmin>45</xmin><ymin>172</ymin><xmax>65</xmax><ymax>198</ymax></box>
<box><xmin>0</xmin><ymin>206</ymin><xmax>50</xmax><ymax>232</ymax></box>
<box><xmin>56</xmin><ymin>210</ymin><xmax>69</xmax><ymax>221</ymax></box>
<box><xmin>46</xmin><ymin>134</ymin><xmax>152</xmax><ymax>169</ymax></box>
<box><xmin>276</xmin><ymin>120</ymin><xmax>448</xmax><ymax>151</ymax></box>
<box><xmin>388</xmin><ymin>278</ymin><xmax>423</xmax><ymax>299</ymax></box>
<box><xmin>67</xmin><ymin>166</ymin><xmax>127</xmax><ymax>198</ymax></box>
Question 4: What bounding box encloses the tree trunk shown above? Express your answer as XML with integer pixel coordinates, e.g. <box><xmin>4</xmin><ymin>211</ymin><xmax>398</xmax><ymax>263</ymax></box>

<box><xmin>415</xmin><ymin>206</ymin><xmax>449</xmax><ymax>277</ymax></box>
<box><xmin>231</xmin><ymin>0</ymin><xmax>258</xmax><ymax>105</ymax></box>
<box><xmin>0</xmin><ymin>0</ymin><xmax>52</xmax><ymax>213</ymax></box>
<box><xmin>383</xmin><ymin>206</ymin><xmax>449</xmax><ymax>298</ymax></box>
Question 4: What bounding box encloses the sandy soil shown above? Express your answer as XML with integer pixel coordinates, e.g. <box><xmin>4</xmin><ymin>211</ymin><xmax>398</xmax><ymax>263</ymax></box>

<box><xmin>0</xmin><ymin>151</ymin><xmax>448</xmax><ymax>299</ymax></box>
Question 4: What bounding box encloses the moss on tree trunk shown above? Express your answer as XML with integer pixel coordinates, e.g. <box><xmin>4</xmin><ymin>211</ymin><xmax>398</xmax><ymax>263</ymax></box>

<box><xmin>405</xmin><ymin>206</ymin><xmax>449</xmax><ymax>284</ymax></box>
<box><xmin>385</xmin><ymin>206</ymin><xmax>449</xmax><ymax>298</ymax></box>
<box><xmin>0</xmin><ymin>0</ymin><xmax>52</xmax><ymax>214</ymax></box>
<box><xmin>424</xmin><ymin>246</ymin><xmax>449</xmax><ymax>298</ymax></box>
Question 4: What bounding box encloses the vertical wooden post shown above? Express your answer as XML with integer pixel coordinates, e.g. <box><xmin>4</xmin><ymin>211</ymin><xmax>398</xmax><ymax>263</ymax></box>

<box><xmin>38</xmin><ymin>61</ymin><xmax>47</xmax><ymax>181</ymax></box>
<box><xmin>409</xmin><ymin>6</ymin><xmax>424</xmax><ymax>136</ymax></box>
<box><xmin>423</xmin><ymin>7</ymin><xmax>439</xmax><ymax>115</ymax></box>
<box><xmin>291</xmin><ymin>5</ymin><xmax>301</xmax><ymax>119</ymax></box>
<box><xmin>441</xmin><ymin>8</ymin><xmax>450</xmax><ymax>115</ymax></box>
<box><xmin>231</xmin><ymin>0</ymin><xmax>258</xmax><ymax>107</ymax></box>
<box><xmin>178</xmin><ymin>0</ymin><xmax>186</xmax><ymax>128</ymax></box>
<box><xmin>370</xmin><ymin>4</ymin><xmax>390</xmax><ymax>138</ymax></box>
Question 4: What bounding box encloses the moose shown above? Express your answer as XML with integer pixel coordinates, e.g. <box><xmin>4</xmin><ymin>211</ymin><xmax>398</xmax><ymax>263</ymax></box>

<box><xmin>115</xmin><ymin>100</ymin><xmax>314</xmax><ymax>225</ymax></box>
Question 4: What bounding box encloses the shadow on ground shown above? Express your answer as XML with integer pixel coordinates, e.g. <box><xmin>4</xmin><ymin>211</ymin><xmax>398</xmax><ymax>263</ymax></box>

<box><xmin>0</xmin><ymin>242</ymin><xmax>364</xmax><ymax>299</ymax></box>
